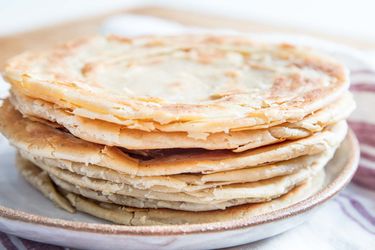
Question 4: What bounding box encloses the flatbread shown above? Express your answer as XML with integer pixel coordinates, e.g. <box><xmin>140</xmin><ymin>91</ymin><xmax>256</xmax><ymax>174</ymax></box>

<box><xmin>16</xmin><ymin>141</ymin><xmax>335</xmax><ymax>207</ymax></box>
<box><xmin>0</xmin><ymin>101</ymin><xmax>348</xmax><ymax>176</ymax></box>
<box><xmin>64</xmin><ymin>171</ymin><xmax>325</xmax><ymax>225</ymax></box>
<box><xmin>9</xmin><ymin>90</ymin><xmax>354</xmax><ymax>151</ymax></box>
<box><xmin>4</xmin><ymin>35</ymin><xmax>349</xmax><ymax>133</ymax></box>
<box><xmin>19</xmin><ymin>148</ymin><xmax>333</xmax><ymax>193</ymax></box>
<box><xmin>15</xmin><ymin>155</ymin><xmax>326</xmax><ymax>213</ymax></box>
<box><xmin>48</xmin><ymin>143</ymin><xmax>332</xmax><ymax>210</ymax></box>
<box><xmin>50</xmin><ymin>175</ymin><xmax>273</xmax><ymax>211</ymax></box>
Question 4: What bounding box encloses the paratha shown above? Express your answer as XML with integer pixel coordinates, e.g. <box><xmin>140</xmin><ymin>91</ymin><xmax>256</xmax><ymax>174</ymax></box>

<box><xmin>16</xmin><ymin>154</ymin><xmax>325</xmax><ymax>224</ymax></box>
<box><xmin>10</xmin><ymin>90</ymin><xmax>354</xmax><ymax>151</ymax></box>
<box><xmin>0</xmin><ymin>100</ymin><xmax>347</xmax><ymax>176</ymax></box>
<box><xmin>19</xmin><ymin>147</ymin><xmax>334</xmax><ymax>193</ymax></box>
<box><xmin>65</xmin><ymin>171</ymin><xmax>325</xmax><ymax>225</ymax></box>
<box><xmin>16</xmin><ymin>154</ymin><xmax>328</xmax><ymax>211</ymax></box>
<box><xmin>4</xmin><ymin>35</ymin><xmax>349</xmax><ymax>133</ymax></box>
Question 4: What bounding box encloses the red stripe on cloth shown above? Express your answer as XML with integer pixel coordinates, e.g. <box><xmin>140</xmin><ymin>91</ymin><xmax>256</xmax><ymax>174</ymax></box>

<box><xmin>0</xmin><ymin>232</ymin><xmax>17</xmax><ymax>250</ymax></box>
<box><xmin>349</xmin><ymin>121</ymin><xmax>375</xmax><ymax>146</ymax></box>
<box><xmin>351</xmin><ymin>69</ymin><xmax>375</xmax><ymax>75</ymax></box>
<box><xmin>348</xmin><ymin>120</ymin><xmax>375</xmax><ymax>190</ymax></box>
<box><xmin>350</xmin><ymin>83</ymin><xmax>375</xmax><ymax>92</ymax></box>
<box><xmin>340</xmin><ymin>193</ymin><xmax>375</xmax><ymax>226</ymax></box>
<box><xmin>349</xmin><ymin>121</ymin><xmax>375</xmax><ymax>134</ymax></box>
<box><xmin>334</xmin><ymin>198</ymin><xmax>375</xmax><ymax>235</ymax></box>
<box><xmin>20</xmin><ymin>238</ymin><xmax>64</xmax><ymax>250</ymax></box>
<box><xmin>360</xmin><ymin>151</ymin><xmax>375</xmax><ymax>162</ymax></box>
<box><xmin>353</xmin><ymin>164</ymin><xmax>375</xmax><ymax>190</ymax></box>
<box><xmin>355</xmin><ymin>134</ymin><xmax>375</xmax><ymax>147</ymax></box>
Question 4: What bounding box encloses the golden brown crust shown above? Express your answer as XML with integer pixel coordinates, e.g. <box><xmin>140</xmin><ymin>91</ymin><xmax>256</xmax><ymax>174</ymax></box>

<box><xmin>4</xmin><ymin>35</ymin><xmax>349</xmax><ymax>133</ymax></box>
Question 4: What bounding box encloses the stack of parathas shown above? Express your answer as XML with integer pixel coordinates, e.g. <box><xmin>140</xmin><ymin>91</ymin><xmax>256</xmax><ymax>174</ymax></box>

<box><xmin>0</xmin><ymin>35</ymin><xmax>354</xmax><ymax>225</ymax></box>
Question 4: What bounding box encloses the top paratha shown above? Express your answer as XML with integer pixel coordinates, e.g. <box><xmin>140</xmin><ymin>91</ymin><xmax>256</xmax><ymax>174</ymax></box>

<box><xmin>4</xmin><ymin>35</ymin><xmax>349</xmax><ymax>133</ymax></box>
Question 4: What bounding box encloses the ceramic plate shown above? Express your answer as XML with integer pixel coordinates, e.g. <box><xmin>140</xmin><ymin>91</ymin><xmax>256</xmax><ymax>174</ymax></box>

<box><xmin>0</xmin><ymin>129</ymin><xmax>359</xmax><ymax>250</ymax></box>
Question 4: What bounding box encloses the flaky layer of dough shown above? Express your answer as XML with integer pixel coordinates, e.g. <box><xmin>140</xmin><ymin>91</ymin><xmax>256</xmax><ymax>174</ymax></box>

<box><xmin>0</xmin><ymin>101</ymin><xmax>347</xmax><ymax>176</ymax></box>
<box><xmin>15</xmin><ymin>154</ymin><xmax>325</xmax><ymax>225</ymax></box>
<box><xmin>10</xmin><ymin>90</ymin><xmax>354</xmax><ymax>151</ymax></box>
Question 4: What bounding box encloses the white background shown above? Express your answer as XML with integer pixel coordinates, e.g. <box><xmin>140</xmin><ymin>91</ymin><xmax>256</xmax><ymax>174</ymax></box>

<box><xmin>0</xmin><ymin>0</ymin><xmax>375</xmax><ymax>41</ymax></box>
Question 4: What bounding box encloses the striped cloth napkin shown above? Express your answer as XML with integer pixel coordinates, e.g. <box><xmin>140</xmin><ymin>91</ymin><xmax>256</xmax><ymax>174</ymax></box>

<box><xmin>0</xmin><ymin>15</ymin><xmax>374</xmax><ymax>250</ymax></box>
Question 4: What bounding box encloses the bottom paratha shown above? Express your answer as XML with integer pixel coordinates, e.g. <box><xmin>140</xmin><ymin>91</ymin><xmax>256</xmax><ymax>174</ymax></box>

<box><xmin>16</xmin><ymin>154</ymin><xmax>325</xmax><ymax>225</ymax></box>
<box><xmin>16</xmin><ymin>153</ymin><xmax>328</xmax><ymax>211</ymax></box>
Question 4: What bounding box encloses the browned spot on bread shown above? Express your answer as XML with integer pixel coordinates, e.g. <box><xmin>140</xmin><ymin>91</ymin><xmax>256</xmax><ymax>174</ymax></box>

<box><xmin>81</xmin><ymin>63</ymin><xmax>94</xmax><ymax>76</ymax></box>
<box><xmin>144</xmin><ymin>39</ymin><xmax>165</xmax><ymax>47</ymax></box>
<box><xmin>295</xmin><ymin>56</ymin><xmax>346</xmax><ymax>80</ymax></box>
<box><xmin>107</xmin><ymin>35</ymin><xmax>132</xmax><ymax>44</ymax></box>
<box><xmin>224</xmin><ymin>70</ymin><xmax>241</xmax><ymax>79</ymax></box>
<box><xmin>279</xmin><ymin>43</ymin><xmax>296</xmax><ymax>50</ymax></box>
<box><xmin>270</xmin><ymin>73</ymin><xmax>314</xmax><ymax>98</ymax></box>
<box><xmin>60</xmin><ymin>37</ymin><xmax>92</xmax><ymax>50</ymax></box>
